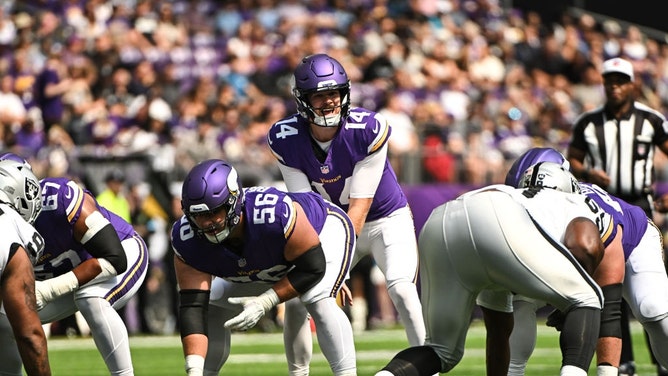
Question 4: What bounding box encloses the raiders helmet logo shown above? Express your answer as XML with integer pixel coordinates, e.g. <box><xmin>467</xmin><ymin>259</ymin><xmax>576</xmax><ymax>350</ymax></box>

<box><xmin>25</xmin><ymin>178</ymin><xmax>40</xmax><ymax>200</ymax></box>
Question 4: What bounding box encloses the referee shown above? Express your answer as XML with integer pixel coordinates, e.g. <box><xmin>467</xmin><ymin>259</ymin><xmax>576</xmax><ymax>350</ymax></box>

<box><xmin>568</xmin><ymin>57</ymin><xmax>668</xmax><ymax>376</ymax></box>
<box><xmin>568</xmin><ymin>57</ymin><xmax>668</xmax><ymax>217</ymax></box>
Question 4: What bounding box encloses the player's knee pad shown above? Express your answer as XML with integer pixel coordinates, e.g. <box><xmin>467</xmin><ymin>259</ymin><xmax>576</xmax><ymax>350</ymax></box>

<box><xmin>387</xmin><ymin>281</ymin><xmax>419</xmax><ymax>305</ymax></box>
<box><xmin>600</xmin><ymin>283</ymin><xmax>623</xmax><ymax>338</ymax></box>
<box><xmin>636</xmin><ymin>295</ymin><xmax>668</xmax><ymax>323</ymax></box>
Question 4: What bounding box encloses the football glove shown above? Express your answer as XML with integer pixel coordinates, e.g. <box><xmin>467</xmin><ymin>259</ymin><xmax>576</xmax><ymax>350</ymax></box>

<box><xmin>35</xmin><ymin>271</ymin><xmax>79</xmax><ymax>310</ymax></box>
<box><xmin>224</xmin><ymin>289</ymin><xmax>280</xmax><ymax>331</ymax></box>
<box><xmin>546</xmin><ymin>308</ymin><xmax>566</xmax><ymax>331</ymax></box>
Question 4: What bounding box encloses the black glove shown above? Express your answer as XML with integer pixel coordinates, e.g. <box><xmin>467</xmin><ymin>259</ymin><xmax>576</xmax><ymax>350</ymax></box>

<box><xmin>546</xmin><ymin>308</ymin><xmax>566</xmax><ymax>331</ymax></box>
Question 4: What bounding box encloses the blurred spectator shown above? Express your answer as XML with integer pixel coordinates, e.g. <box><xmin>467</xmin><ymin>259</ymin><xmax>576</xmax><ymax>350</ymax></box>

<box><xmin>129</xmin><ymin>181</ymin><xmax>175</xmax><ymax>335</ymax></box>
<box><xmin>96</xmin><ymin>169</ymin><xmax>131</xmax><ymax>223</ymax></box>
<box><xmin>379</xmin><ymin>95</ymin><xmax>419</xmax><ymax>178</ymax></box>
<box><xmin>34</xmin><ymin>49</ymin><xmax>71</xmax><ymax>132</ymax></box>
<box><xmin>0</xmin><ymin>8</ymin><xmax>17</xmax><ymax>54</ymax></box>
<box><xmin>0</xmin><ymin>75</ymin><xmax>28</xmax><ymax>128</ymax></box>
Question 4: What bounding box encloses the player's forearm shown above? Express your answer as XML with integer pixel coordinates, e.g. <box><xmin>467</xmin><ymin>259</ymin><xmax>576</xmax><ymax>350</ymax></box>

<box><xmin>15</xmin><ymin>326</ymin><xmax>51</xmax><ymax>376</ymax></box>
<box><xmin>347</xmin><ymin>197</ymin><xmax>372</xmax><ymax>236</ymax></box>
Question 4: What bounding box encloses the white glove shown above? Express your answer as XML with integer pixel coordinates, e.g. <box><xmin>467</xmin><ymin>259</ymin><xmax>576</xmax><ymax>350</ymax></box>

<box><xmin>224</xmin><ymin>289</ymin><xmax>280</xmax><ymax>331</ymax></box>
<box><xmin>35</xmin><ymin>271</ymin><xmax>79</xmax><ymax>310</ymax></box>
<box><xmin>185</xmin><ymin>354</ymin><xmax>204</xmax><ymax>376</ymax></box>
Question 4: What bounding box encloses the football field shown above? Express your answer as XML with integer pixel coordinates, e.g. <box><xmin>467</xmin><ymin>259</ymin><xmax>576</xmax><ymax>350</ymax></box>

<box><xmin>46</xmin><ymin>319</ymin><xmax>656</xmax><ymax>375</ymax></box>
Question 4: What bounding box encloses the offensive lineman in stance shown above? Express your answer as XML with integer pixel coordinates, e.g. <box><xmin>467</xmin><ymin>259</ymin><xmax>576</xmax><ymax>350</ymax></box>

<box><xmin>172</xmin><ymin>159</ymin><xmax>356</xmax><ymax>376</ymax></box>
<box><xmin>268</xmin><ymin>53</ymin><xmax>425</xmax><ymax>375</ymax></box>
<box><xmin>0</xmin><ymin>154</ymin><xmax>149</xmax><ymax>376</ymax></box>
<box><xmin>376</xmin><ymin>171</ymin><xmax>610</xmax><ymax>376</ymax></box>
<box><xmin>0</xmin><ymin>159</ymin><xmax>51</xmax><ymax>376</ymax></box>
<box><xmin>493</xmin><ymin>147</ymin><xmax>668</xmax><ymax>375</ymax></box>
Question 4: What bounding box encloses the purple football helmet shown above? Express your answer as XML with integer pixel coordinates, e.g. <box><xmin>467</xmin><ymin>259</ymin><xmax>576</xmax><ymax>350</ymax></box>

<box><xmin>181</xmin><ymin>159</ymin><xmax>244</xmax><ymax>243</ymax></box>
<box><xmin>505</xmin><ymin>147</ymin><xmax>570</xmax><ymax>187</ymax></box>
<box><xmin>0</xmin><ymin>152</ymin><xmax>31</xmax><ymax>169</ymax></box>
<box><xmin>292</xmin><ymin>53</ymin><xmax>351</xmax><ymax>127</ymax></box>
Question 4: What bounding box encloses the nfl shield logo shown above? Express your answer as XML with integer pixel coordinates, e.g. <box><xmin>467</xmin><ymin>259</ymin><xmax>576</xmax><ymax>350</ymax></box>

<box><xmin>637</xmin><ymin>143</ymin><xmax>647</xmax><ymax>157</ymax></box>
<box><xmin>320</xmin><ymin>165</ymin><xmax>330</xmax><ymax>174</ymax></box>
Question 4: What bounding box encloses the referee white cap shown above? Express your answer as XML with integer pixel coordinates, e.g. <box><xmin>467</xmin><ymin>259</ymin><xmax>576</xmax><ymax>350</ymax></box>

<box><xmin>602</xmin><ymin>57</ymin><xmax>634</xmax><ymax>82</ymax></box>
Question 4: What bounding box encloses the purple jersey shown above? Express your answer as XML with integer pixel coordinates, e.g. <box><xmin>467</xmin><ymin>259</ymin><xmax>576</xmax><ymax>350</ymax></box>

<box><xmin>171</xmin><ymin>187</ymin><xmax>354</xmax><ymax>282</ymax></box>
<box><xmin>267</xmin><ymin>109</ymin><xmax>406</xmax><ymax>222</ymax></box>
<box><xmin>580</xmin><ymin>183</ymin><xmax>648</xmax><ymax>260</ymax></box>
<box><xmin>33</xmin><ymin>177</ymin><xmax>137</xmax><ymax>279</ymax></box>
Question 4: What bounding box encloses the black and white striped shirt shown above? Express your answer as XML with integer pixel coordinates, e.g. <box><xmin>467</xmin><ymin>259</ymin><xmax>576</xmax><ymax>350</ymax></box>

<box><xmin>569</xmin><ymin>101</ymin><xmax>668</xmax><ymax>199</ymax></box>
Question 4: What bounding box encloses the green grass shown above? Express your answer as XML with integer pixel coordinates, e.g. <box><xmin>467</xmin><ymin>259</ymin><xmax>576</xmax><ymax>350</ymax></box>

<box><xmin>44</xmin><ymin>319</ymin><xmax>657</xmax><ymax>375</ymax></box>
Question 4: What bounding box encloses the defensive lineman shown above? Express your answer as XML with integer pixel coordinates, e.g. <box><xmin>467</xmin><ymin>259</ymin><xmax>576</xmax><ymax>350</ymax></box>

<box><xmin>500</xmin><ymin>148</ymin><xmax>668</xmax><ymax>375</ymax></box>
<box><xmin>376</xmin><ymin>181</ymin><xmax>610</xmax><ymax>376</ymax></box>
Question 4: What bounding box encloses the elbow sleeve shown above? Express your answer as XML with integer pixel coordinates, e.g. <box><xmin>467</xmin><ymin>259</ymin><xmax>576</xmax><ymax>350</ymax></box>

<box><xmin>287</xmin><ymin>243</ymin><xmax>326</xmax><ymax>295</ymax></box>
<box><xmin>82</xmin><ymin>224</ymin><xmax>128</xmax><ymax>274</ymax></box>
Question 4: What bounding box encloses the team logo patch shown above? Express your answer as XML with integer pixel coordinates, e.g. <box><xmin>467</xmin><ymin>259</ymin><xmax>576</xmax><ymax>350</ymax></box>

<box><xmin>238</xmin><ymin>258</ymin><xmax>247</xmax><ymax>267</ymax></box>
<box><xmin>320</xmin><ymin>165</ymin><xmax>330</xmax><ymax>174</ymax></box>
<box><xmin>637</xmin><ymin>143</ymin><xmax>648</xmax><ymax>158</ymax></box>
<box><xmin>25</xmin><ymin>179</ymin><xmax>40</xmax><ymax>200</ymax></box>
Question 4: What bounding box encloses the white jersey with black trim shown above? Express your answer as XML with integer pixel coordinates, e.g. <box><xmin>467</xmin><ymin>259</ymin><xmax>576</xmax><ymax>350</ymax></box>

<box><xmin>0</xmin><ymin>202</ymin><xmax>44</xmax><ymax>288</ymax></box>
<box><xmin>459</xmin><ymin>184</ymin><xmax>616</xmax><ymax>246</ymax></box>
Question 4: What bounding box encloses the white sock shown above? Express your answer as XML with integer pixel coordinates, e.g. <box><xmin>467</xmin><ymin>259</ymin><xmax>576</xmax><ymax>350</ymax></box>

<box><xmin>597</xmin><ymin>364</ymin><xmax>618</xmax><ymax>376</ymax></box>
<box><xmin>560</xmin><ymin>365</ymin><xmax>587</xmax><ymax>376</ymax></box>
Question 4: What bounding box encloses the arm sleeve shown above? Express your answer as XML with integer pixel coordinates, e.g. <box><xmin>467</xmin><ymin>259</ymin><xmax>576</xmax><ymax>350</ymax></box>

<box><xmin>350</xmin><ymin>142</ymin><xmax>387</xmax><ymax>198</ymax></box>
<box><xmin>277</xmin><ymin>163</ymin><xmax>313</xmax><ymax>193</ymax></box>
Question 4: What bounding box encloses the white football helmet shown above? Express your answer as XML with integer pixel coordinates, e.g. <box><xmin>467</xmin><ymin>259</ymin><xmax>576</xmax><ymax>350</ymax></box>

<box><xmin>0</xmin><ymin>159</ymin><xmax>42</xmax><ymax>224</ymax></box>
<box><xmin>520</xmin><ymin>161</ymin><xmax>581</xmax><ymax>194</ymax></box>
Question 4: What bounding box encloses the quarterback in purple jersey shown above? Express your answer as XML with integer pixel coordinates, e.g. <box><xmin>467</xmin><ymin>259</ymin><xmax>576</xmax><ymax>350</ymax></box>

<box><xmin>0</xmin><ymin>154</ymin><xmax>148</xmax><ymax>376</ymax></box>
<box><xmin>267</xmin><ymin>53</ymin><xmax>425</xmax><ymax>374</ymax></box>
<box><xmin>486</xmin><ymin>148</ymin><xmax>668</xmax><ymax>375</ymax></box>
<box><xmin>172</xmin><ymin>159</ymin><xmax>356</xmax><ymax>376</ymax></box>
<box><xmin>0</xmin><ymin>159</ymin><xmax>52</xmax><ymax>376</ymax></box>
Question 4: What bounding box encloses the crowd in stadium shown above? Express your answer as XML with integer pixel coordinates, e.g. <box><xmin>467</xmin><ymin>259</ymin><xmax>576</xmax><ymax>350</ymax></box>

<box><xmin>4</xmin><ymin>0</ymin><xmax>668</xmax><ymax>187</ymax></box>
<box><xmin>3</xmin><ymin>0</ymin><xmax>668</xmax><ymax>363</ymax></box>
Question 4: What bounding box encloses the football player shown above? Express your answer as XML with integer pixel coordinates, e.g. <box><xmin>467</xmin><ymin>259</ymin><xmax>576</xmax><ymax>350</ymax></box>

<box><xmin>376</xmin><ymin>168</ymin><xmax>609</xmax><ymax>376</ymax></box>
<box><xmin>267</xmin><ymin>53</ymin><xmax>425</xmax><ymax>374</ymax></box>
<box><xmin>172</xmin><ymin>159</ymin><xmax>356</xmax><ymax>376</ymax></box>
<box><xmin>488</xmin><ymin>147</ymin><xmax>668</xmax><ymax>375</ymax></box>
<box><xmin>0</xmin><ymin>160</ymin><xmax>52</xmax><ymax>376</ymax></box>
<box><xmin>0</xmin><ymin>154</ymin><xmax>149</xmax><ymax>376</ymax></box>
